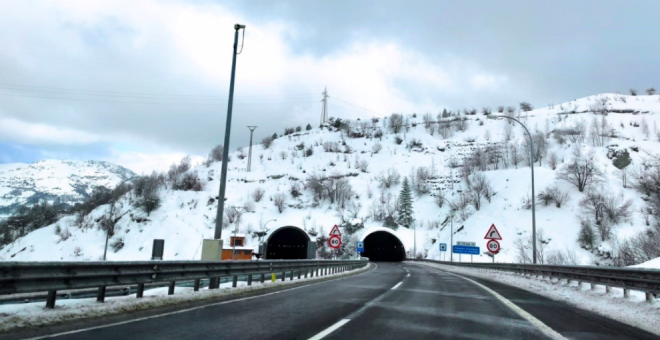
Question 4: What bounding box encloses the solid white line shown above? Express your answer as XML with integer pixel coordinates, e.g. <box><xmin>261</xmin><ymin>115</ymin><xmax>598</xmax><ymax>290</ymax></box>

<box><xmin>22</xmin><ymin>264</ymin><xmax>376</xmax><ymax>340</ymax></box>
<box><xmin>391</xmin><ymin>281</ymin><xmax>403</xmax><ymax>290</ymax></box>
<box><xmin>307</xmin><ymin>319</ymin><xmax>350</xmax><ymax>340</ymax></box>
<box><xmin>417</xmin><ymin>264</ymin><xmax>568</xmax><ymax>340</ymax></box>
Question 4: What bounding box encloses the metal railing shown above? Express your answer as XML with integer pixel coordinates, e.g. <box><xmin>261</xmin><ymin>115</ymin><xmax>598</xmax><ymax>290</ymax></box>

<box><xmin>408</xmin><ymin>259</ymin><xmax>660</xmax><ymax>302</ymax></box>
<box><xmin>0</xmin><ymin>259</ymin><xmax>368</xmax><ymax>308</ymax></box>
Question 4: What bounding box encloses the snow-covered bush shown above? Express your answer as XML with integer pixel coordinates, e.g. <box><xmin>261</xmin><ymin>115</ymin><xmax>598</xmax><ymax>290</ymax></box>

<box><xmin>172</xmin><ymin>172</ymin><xmax>203</xmax><ymax>191</ymax></box>
<box><xmin>372</xmin><ymin>143</ymin><xmax>382</xmax><ymax>154</ymax></box>
<box><xmin>272</xmin><ymin>193</ymin><xmax>287</xmax><ymax>213</ymax></box>
<box><xmin>356</xmin><ymin>159</ymin><xmax>369</xmax><ymax>173</ymax></box>
<box><xmin>133</xmin><ymin>172</ymin><xmax>162</xmax><ymax>216</ymax></box>
<box><xmin>377</xmin><ymin>168</ymin><xmax>401</xmax><ymax>189</ymax></box>
<box><xmin>110</xmin><ymin>237</ymin><xmax>125</xmax><ymax>252</ymax></box>
<box><xmin>208</xmin><ymin>144</ymin><xmax>224</xmax><ymax>162</ymax></box>
<box><xmin>520</xmin><ymin>101</ymin><xmax>533</xmax><ymax>112</ymax></box>
<box><xmin>261</xmin><ymin>135</ymin><xmax>274</xmax><ymax>149</ymax></box>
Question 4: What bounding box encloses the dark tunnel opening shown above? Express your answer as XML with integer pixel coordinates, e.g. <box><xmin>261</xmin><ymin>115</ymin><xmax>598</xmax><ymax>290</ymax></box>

<box><xmin>266</xmin><ymin>227</ymin><xmax>309</xmax><ymax>260</ymax></box>
<box><xmin>361</xmin><ymin>231</ymin><xmax>405</xmax><ymax>262</ymax></box>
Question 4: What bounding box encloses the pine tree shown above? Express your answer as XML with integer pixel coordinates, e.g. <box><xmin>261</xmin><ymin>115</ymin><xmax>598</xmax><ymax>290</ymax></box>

<box><xmin>306</xmin><ymin>123</ymin><xmax>312</xmax><ymax>131</ymax></box>
<box><xmin>397</xmin><ymin>177</ymin><xmax>414</xmax><ymax>228</ymax></box>
<box><xmin>271</xmin><ymin>132</ymin><xmax>278</xmax><ymax>140</ymax></box>
<box><xmin>442</xmin><ymin>109</ymin><xmax>450</xmax><ymax>118</ymax></box>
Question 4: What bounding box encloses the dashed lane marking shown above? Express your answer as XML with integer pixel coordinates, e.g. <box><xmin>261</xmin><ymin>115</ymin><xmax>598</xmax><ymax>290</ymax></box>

<box><xmin>307</xmin><ymin>319</ymin><xmax>351</xmax><ymax>340</ymax></box>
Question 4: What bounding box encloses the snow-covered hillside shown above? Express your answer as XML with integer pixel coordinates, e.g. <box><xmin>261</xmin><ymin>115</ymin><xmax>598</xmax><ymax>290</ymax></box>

<box><xmin>2</xmin><ymin>93</ymin><xmax>659</xmax><ymax>266</ymax></box>
<box><xmin>0</xmin><ymin>160</ymin><xmax>136</xmax><ymax>217</ymax></box>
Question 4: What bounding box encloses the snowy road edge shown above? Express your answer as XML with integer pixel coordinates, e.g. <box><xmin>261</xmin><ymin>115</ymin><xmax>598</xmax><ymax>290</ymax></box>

<box><xmin>410</xmin><ymin>261</ymin><xmax>660</xmax><ymax>337</ymax></box>
<box><xmin>0</xmin><ymin>262</ymin><xmax>374</xmax><ymax>334</ymax></box>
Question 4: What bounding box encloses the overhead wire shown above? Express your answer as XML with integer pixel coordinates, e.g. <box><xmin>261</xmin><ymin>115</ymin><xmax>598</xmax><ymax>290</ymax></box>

<box><xmin>327</xmin><ymin>96</ymin><xmax>383</xmax><ymax>116</ymax></box>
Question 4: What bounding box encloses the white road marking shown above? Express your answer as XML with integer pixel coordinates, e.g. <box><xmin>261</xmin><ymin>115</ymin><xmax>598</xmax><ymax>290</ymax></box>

<box><xmin>391</xmin><ymin>281</ymin><xmax>403</xmax><ymax>290</ymax></box>
<box><xmin>418</xmin><ymin>264</ymin><xmax>568</xmax><ymax>340</ymax></box>
<box><xmin>22</xmin><ymin>264</ymin><xmax>376</xmax><ymax>340</ymax></box>
<box><xmin>307</xmin><ymin>319</ymin><xmax>350</xmax><ymax>340</ymax></box>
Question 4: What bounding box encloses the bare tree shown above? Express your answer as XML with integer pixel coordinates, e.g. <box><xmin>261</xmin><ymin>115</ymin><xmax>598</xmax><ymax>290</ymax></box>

<box><xmin>630</xmin><ymin>88</ymin><xmax>637</xmax><ymax>96</ymax></box>
<box><xmin>647</xmin><ymin>87</ymin><xmax>656</xmax><ymax>95</ymax></box>
<box><xmin>272</xmin><ymin>193</ymin><xmax>287</xmax><ymax>213</ymax></box>
<box><xmin>208</xmin><ymin>144</ymin><xmax>224</xmax><ymax>162</ymax></box>
<box><xmin>389</xmin><ymin>113</ymin><xmax>404</xmax><ymax>133</ymax></box>
<box><xmin>546</xmin><ymin>248</ymin><xmax>581</xmax><ymax>265</ymax></box>
<box><xmin>356</xmin><ymin>159</ymin><xmax>369</xmax><ymax>173</ymax></box>
<box><xmin>547</xmin><ymin>151</ymin><xmax>558</xmax><ymax>170</ymax></box>
<box><xmin>546</xmin><ymin>185</ymin><xmax>571</xmax><ymax>208</ymax></box>
<box><xmin>520</xmin><ymin>102</ymin><xmax>534</xmax><ymax>112</ymax></box>
<box><xmin>557</xmin><ymin>149</ymin><xmax>604</xmax><ymax>192</ymax></box>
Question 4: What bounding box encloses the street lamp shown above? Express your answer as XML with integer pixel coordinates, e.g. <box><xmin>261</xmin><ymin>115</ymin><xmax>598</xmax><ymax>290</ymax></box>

<box><xmin>488</xmin><ymin>114</ymin><xmax>538</xmax><ymax>264</ymax></box>
<box><xmin>103</xmin><ymin>176</ymin><xmax>138</xmax><ymax>261</ymax></box>
<box><xmin>214</xmin><ymin>23</ymin><xmax>247</xmax><ymax>243</ymax></box>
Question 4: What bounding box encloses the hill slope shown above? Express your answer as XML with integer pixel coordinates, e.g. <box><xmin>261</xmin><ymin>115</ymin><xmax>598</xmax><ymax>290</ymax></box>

<box><xmin>1</xmin><ymin>93</ymin><xmax>659</xmax><ymax>265</ymax></box>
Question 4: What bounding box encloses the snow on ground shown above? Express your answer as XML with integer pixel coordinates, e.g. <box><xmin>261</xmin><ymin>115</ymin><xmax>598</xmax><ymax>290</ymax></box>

<box><xmin>1</xmin><ymin>93</ymin><xmax>659</xmax><ymax>266</ymax></box>
<box><xmin>0</xmin><ymin>263</ymin><xmax>372</xmax><ymax>332</ymax></box>
<box><xmin>413</xmin><ymin>261</ymin><xmax>660</xmax><ymax>336</ymax></box>
<box><xmin>633</xmin><ymin>257</ymin><xmax>660</xmax><ymax>269</ymax></box>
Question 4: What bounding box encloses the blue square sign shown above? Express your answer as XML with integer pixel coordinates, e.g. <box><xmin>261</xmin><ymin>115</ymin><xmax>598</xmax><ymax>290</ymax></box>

<box><xmin>357</xmin><ymin>242</ymin><xmax>364</xmax><ymax>253</ymax></box>
<box><xmin>439</xmin><ymin>243</ymin><xmax>447</xmax><ymax>252</ymax></box>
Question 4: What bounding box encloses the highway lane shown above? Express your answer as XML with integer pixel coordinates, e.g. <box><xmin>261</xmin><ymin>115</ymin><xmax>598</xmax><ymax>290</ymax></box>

<box><xmin>19</xmin><ymin>262</ymin><xmax>660</xmax><ymax>340</ymax></box>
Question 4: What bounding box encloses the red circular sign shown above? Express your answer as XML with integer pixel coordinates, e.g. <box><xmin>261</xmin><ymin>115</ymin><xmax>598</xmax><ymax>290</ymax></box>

<box><xmin>487</xmin><ymin>239</ymin><xmax>500</xmax><ymax>254</ymax></box>
<box><xmin>328</xmin><ymin>235</ymin><xmax>342</xmax><ymax>249</ymax></box>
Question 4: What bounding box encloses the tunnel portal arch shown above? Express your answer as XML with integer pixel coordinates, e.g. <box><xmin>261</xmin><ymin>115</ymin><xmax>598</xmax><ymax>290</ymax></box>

<box><xmin>264</xmin><ymin>226</ymin><xmax>312</xmax><ymax>260</ymax></box>
<box><xmin>360</xmin><ymin>229</ymin><xmax>406</xmax><ymax>262</ymax></box>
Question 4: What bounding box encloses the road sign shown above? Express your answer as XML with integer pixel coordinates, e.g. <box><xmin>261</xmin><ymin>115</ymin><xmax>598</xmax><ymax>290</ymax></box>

<box><xmin>357</xmin><ymin>241</ymin><xmax>364</xmax><ymax>252</ymax></box>
<box><xmin>487</xmin><ymin>239</ymin><xmax>500</xmax><ymax>254</ymax></box>
<box><xmin>484</xmin><ymin>224</ymin><xmax>502</xmax><ymax>240</ymax></box>
<box><xmin>452</xmin><ymin>245</ymin><xmax>480</xmax><ymax>255</ymax></box>
<box><xmin>328</xmin><ymin>235</ymin><xmax>342</xmax><ymax>249</ymax></box>
<box><xmin>456</xmin><ymin>241</ymin><xmax>476</xmax><ymax>246</ymax></box>
<box><xmin>329</xmin><ymin>225</ymin><xmax>342</xmax><ymax>236</ymax></box>
<box><xmin>439</xmin><ymin>243</ymin><xmax>447</xmax><ymax>251</ymax></box>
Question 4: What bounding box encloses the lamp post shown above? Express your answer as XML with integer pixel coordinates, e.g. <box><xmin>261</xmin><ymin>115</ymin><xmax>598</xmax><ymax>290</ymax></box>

<box><xmin>214</xmin><ymin>23</ymin><xmax>246</xmax><ymax>242</ymax></box>
<box><xmin>488</xmin><ymin>114</ymin><xmax>537</xmax><ymax>264</ymax></box>
<box><xmin>103</xmin><ymin>176</ymin><xmax>138</xmax><ymax>261</ymax></box>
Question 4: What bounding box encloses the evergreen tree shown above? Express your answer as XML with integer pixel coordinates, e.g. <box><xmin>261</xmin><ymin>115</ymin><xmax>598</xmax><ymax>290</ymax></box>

<box><xmin>397</xmin><ymin>177</ymin><xmax>414</xmax><ymax>228</ymax></box>
<box><xmin>271</xmin><ymin>132</ymin><xmax>278</xmax><ymax>140</ymax></box>
<box><xmin>442</xmin><ymin>109</ymin><xmax>450</xmax><ymax>118</ymax></box>
<box><xmin>306</xmin><ymin>123</ymin><xmax>312</xmax><ymax>131</ymax></box>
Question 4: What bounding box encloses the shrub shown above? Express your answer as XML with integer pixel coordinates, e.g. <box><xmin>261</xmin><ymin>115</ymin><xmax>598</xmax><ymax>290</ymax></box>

<box><xmin>262</xmin><ymin>135</ymin><xmax>274</xmax><ymax>149</ymax></box>
<box><xmin>646</xmin><ymin>88</ymin><xmax>656</xmax><ymax>95</ymax></box>
<box><xmin>252</xmin><ymin>188</ymin><xmax>265</xmax><ymax>202</ymax></box>
<box><xmin>111</xmin><ymin>237</ymin><xmax>125</xmax><ymax>252</ymax></box>
<box><xmin>520</xmin><ymin>102</ymin><xmax>533</xmax><ymax>112</ymax></box>
<box><xmin>305</xmin><ymin>147</ymin><xmax>314</xmax><ymax>157</ymax></box>
<box><xmin>173</xmin><ymin>171</ymin><xmax>203</xmax><ymax>191</ymax></box>
<box><xmin>630</xmin><ymin>88</ymin><xmax>637</xmax><ymax>96</ymax></box>
<box><xmin>372</xmin><ymin>143</ymin><xmax>382</xmax><ymax>154</ymax></box>
<box><xmin>273</xmin><ymin>193</ymin><xmax>287</xmax><ymax>213</ymax></box>
<box><xmin>133</xmin><ymin>172</ymin><xmax>162</xmax><ymax>216</ymax></box>
<box><xmin>577</xmin><ymin>218</ymin><xmax>596</xmax><ymax>250</ymax></box>
<box><xmin>306</xmin><ymin>123</ymin><xmax>312</xmax><ymax>130</ymax></box>
<box><xmin>208</xmin><ymin>144</ymin><xmax>224</xmax><ymax>162</ymax></box>
<box><xmin>377</xmin><ymin>168</ymin><xmax>401</xmax><ymax>189</ymax></box>
<box><xmin>356</xmin><ymin>160</ymin><xmax>369</xmax><ymax>173</ymax></box>
<box><xmin>395</xmin><ymin>136</ymin><xmax>403</xmax><ymax>145</ymax></box>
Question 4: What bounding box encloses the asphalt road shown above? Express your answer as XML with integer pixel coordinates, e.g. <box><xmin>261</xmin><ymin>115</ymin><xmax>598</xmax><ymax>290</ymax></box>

<box><xmin>19</xmin><ymin>262</ymin><xmax>660</xmax><ymax>340</ymax></box>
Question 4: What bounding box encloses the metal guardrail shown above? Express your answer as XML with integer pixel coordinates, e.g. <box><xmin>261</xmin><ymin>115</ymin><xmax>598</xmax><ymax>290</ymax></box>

<box><xmin>0</xmin><ymin>259</ymin><xmax>368</xmax><ymax>308</ymax></box>
<box><xmin>409</xmin><ymin>259</ymin><xmax>660</xmax><ymax>302</ymax></box>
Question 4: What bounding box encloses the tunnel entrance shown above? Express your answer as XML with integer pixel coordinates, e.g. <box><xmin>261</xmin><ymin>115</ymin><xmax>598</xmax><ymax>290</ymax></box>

<box><xmin>265</xmin><ymin>227</ymin><xmax>310</xmax><ymax>260</ymax></box>
<box><xmin>362</xmin><ymin>231</ymin><xmax>405</xmax><ymax>262</ymax></box>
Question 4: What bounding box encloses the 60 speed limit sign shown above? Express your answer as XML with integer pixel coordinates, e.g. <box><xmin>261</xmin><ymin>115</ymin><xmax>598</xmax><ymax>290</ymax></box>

<box><xmin>328</xmin><ymin>235</ymin><xmax>342</xmax><ymax>249</ymax></box>
<box><xmin>486</xmin><ymin>239</ymin><xmax>500</xmax><ymax>254</ymax></box>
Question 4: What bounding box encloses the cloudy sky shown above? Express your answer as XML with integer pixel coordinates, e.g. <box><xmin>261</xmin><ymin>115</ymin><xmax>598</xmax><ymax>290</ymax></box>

<box><xmin>0</xmin><ymin>0</ymin><xmax>658</xmax><ymax>173</ymax></box>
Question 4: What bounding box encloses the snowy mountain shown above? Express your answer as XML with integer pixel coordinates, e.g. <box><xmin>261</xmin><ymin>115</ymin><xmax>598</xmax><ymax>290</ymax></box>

<box><xmin>1</xmin><ymin>93</ymin><xmax>659</xmax><ymax>266</ymax></box>
<box><xmin>0</xmin><ymin>160</ymin><xmax>136</xmax><ymax>217</ymax></box>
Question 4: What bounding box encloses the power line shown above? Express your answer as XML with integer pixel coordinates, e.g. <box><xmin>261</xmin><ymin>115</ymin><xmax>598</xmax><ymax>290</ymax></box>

<box><xmin>327</xmin><ymin>96</ymin><xmax>383</xmax><ymax>116</ymax></box>
<box><xmin>0</xmin><ymin>92</ymin><xmax>318</xmax><ymax>105</ymax></box>
<box><xmin>0</xmin><ymin>83</ymin><xmax>318</xmax><ymax>100</ymax></box>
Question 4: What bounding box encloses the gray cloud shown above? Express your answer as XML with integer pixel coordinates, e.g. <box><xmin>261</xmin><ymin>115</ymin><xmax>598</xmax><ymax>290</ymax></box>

<box><xmin>0</xmin><ymin>0</ymin><xmax>658</xmax><ymax>170</ymax></box>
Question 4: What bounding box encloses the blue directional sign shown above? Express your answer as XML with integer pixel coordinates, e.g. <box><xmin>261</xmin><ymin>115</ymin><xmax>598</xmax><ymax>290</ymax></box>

<box><xmin>356</xmin><ymin>242</ymin><xmax>364</xmax><ymax>253</ymax></box>
<box><xmin>452</xmin><ymin>245</ymin><xmax>480</xmax><ymax>255</ymax></box>
<box><xmin>439</xmin><ymin>243</ymin><xmax>447</xmax><ymax>252</ymax></box>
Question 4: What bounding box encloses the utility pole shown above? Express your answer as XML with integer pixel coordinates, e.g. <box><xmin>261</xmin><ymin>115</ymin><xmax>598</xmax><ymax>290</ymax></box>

<box><xmin>320</xmin><ymin>87</ymin><xmax>328</xmax><ymax>126</ymax></box>
<box><xmin>214</xmin><ymin>23</ymin><xmax>246</xmax><ymax>242</ymax></box>
<box><xmin>247</xmin><ymin>126</ymin><xmax>257</xmax><ymax>172</ymax></box>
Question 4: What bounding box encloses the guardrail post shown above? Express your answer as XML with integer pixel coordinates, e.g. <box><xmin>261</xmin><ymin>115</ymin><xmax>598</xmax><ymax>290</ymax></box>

<box><xmin>137</xmin><ymin>283</ymin><xmax>145</xmax><ymax>297</ymax></box>
<box><xmin>232</xmin><ymin>275</ymin><xmax>238</xmax><ymax>288</ymax></box>
<box><xmin>289</xmin><ymin>271</ymin><xmax>294</xmax><ymax>281</ymax></box>
<box><xmin>590</xmin><ymin>283</ymin><xmax>596</xmax><ymax>290</ymax></box>
<box><xmin>298</xmin><ymin>270</ymin><xmax>301</xmax><ymax>279</ymax></box>
<box><xmin>623</xmin><ymin>289</ymin><xmax>630</xmax><ymax>298</ymax></box>
<box><xmin>168</xmin><ymin>281</ymin><xmax>175</xmax><ymax>295</ymax></box>
<box><xmin>605</xmin><ymin>286</ymin><xmax>611</xmax><ymax>294</ymax></box>
<box><xmin>261</xmin><ymin>273</ymin><xmax>265</xmax><ymax>283</ymax></box>
<box><xmin>97</xmin><ymin>286</ymin><xmax>106</xmax><ymax>303</ymax></box>
<box><xmin>247</xmin><ymin>275</ymin><xmax>253</xmax><ymax>286</ymax></box>
<box><xmin>646</xmin><ymin>292</ymin><xmax>654</xmax><ymax>304</ymax></box>
<box><xmin>304</xmin><ymin>269</ymin><xmax>308</xmax><ymax>278</ymax></box>
<box><xmin>577</xmin><ymin>281</ymin><xmax>583</xmax><ymax>288</ymax></box>
<box><xmin>281</xmin><ymin>271</ymin><xmax>285</xmax><ymax>282</ymax></box>
<box><xmin>193</xmin><ymin>279</ymin><xmax>200</xmax><ymax>292</ymax></box>
<box><xmin>46</xmin><ymin>290</ymin><xmax>57</xmax><ymax>309</ymax></box>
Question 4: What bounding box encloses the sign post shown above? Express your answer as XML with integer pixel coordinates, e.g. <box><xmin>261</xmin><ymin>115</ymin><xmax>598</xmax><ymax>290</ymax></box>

<box><xmin>356</xmin><ymin>241</ymin><xmax>364</xmax><ymax>256</ymax></box>
<box><xmin>484</xmin><ymin>224</ymin><xmax>502</xmax><ymax>263</ymax></box>
<box><xmin>328</xmin><ymin>225</ymin><xmax>342</xmax><ymax>251</ymax></box>
<box><xmin>439</xmin><ymin>243</ymin><xmax>447</xmax><ymax>261</ymax></box>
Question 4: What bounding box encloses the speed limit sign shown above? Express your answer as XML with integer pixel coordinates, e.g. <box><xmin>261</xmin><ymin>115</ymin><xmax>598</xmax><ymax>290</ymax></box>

<box><xmin>487</xmin><ymin>239</ymin><xmax>500</xmax><ymax>254</ymax></box>
<box><xmin>328</xmin><ymin>235</ymin><xmax>342</xmax><ymax>249</ymax></box>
